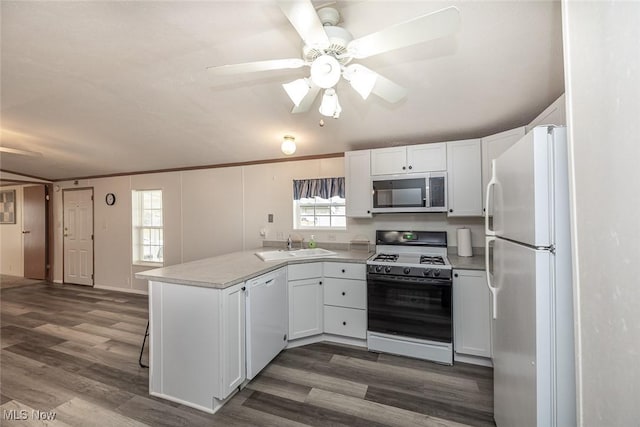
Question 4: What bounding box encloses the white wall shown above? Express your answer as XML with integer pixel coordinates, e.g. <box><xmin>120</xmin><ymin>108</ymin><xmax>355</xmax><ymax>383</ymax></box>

<box><xmin>0</xmin><ymin>185</ymin><xmax>24</xmax><ymax>276</ymax></box>
<box><xmin>51</xmin><ymin>157</ymin><xmax>483</xmax><ymax>293</ymax></box>
<box><xmin>563</xmin><ymin>1</ymin><xmax>640</xmax><ymax>424</ymax></box>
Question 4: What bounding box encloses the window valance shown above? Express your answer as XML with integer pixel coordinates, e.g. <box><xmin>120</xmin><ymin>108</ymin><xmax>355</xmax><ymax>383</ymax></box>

<box><xmin>293</xmin><ymin>177</ymin><xmax>345</xmax><ymax>200</ymax></box>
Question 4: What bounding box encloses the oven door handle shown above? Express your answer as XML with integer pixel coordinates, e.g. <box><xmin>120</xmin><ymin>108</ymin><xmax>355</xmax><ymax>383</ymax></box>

<box><xmin>367</xmin><ymin>274</ymin><xmax>452</xmax><ymax>286</ymax></box>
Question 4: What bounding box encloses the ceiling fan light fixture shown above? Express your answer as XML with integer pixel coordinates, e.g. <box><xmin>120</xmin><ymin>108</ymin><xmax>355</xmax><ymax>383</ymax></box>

<box><xmin>282</xmin><ymin>78</ymin><xmax>311</xmax><ymax>107</ymax></box>
<box><xmin>319</xmin><ymin>88</ymin><xmax>342</xmax><ymax>119</ymax></box>
<box><xmin>310</xmin><ymin>55</ymin><xmax>342</xmax><ymax>89</ymax></box>
<box><xmin>345</xmin><ymin>65</ymin><xmax>378</xmax><ymax>100</ymax></box>
<box><xmin>281</xmin><ymin>135</ymin><xmax>297</xmax><ymax>155</ymax></box>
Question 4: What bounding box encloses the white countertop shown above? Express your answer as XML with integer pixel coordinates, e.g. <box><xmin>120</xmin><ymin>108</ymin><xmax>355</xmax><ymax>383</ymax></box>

<box><xmin>135</xmin><ymin>248</ymin><xmax>374</xmax><ymax>289</ymax></box>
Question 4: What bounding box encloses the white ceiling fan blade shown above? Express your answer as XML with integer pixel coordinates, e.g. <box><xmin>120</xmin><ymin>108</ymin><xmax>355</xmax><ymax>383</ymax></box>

<box><xmin>347</xmin><ymin>6</ymin><xmax>461</xmax><ymax>59</ymax></box>
<box><xmin>0</xmin><ymin>146</ymin><xmax>43</xmax><ymax>157</ymax></box>
<box><xmin>292</xmin><ymin>83</ymin><xmax>321</xmax><ymax>113</ymax></box>
<box><xmin>371</xmin><ymin>73</ymin><xmax>408</xmax><ymax>104</ymax></box>
<box><xmin>278</xmin><ymin>0</ymin><xmax>330</xmax><ymax>49</ymax></box>
<box><xmin>206</xmin><ymin>58</ymin><xmax>306</xmax><ymax>75</ymax></box>
<box><xmin>345</xmin><ymin>64</ymin><xmax>407</xmax><ymax>103</ymax></box>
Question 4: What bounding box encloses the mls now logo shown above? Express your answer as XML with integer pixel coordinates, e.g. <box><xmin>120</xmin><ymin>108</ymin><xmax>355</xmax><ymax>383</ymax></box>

<box><xmin>3</xmin><ymin>409</ymin><xmax>29</xmax><ymax>420</ymax></box>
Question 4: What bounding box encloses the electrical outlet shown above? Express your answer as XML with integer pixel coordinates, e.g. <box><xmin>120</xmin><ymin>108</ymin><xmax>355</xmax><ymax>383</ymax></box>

<box><xmin>268</xmin><ymin>214</ymin><xmax>274</xmax><ymax>223</ymax></box>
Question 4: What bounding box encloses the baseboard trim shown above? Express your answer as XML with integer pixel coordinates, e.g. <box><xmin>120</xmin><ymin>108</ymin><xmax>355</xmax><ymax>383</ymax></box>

<box><xmin>286</xmin><ymin>334</ymin><xmax>366</xmax><ymax>349</ymax></box>
<box><xmin>454</xmin><ymin>352</ymin><xmax>493</xmax><ymax>367</ymax></box>
<box><xmin>94</xmin><ymin>284</ymin><xmax>148</xmax><ymax>295</ymax></box>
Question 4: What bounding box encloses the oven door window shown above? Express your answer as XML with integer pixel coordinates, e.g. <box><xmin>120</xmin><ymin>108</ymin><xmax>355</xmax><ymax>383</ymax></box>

<box><xmin>367</xmin><ymin>275</ymin><xmax>452</xmax><ymax>343</ymax></box>
<box><xmin>372</xmin><ymin>178</ymin><xmax>426</xmax><ymax>208</ymax></box>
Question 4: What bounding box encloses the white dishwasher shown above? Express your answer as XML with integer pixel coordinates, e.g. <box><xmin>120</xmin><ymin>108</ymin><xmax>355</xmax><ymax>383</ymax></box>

<box><xmin>245</xmin><ymin>267</ymin><xmax>288</xmax><ymax>379</ymax></box>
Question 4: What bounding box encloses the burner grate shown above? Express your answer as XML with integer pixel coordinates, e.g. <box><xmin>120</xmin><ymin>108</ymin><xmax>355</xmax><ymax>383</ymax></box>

<box><xmin>373</xmin><ymin>253</ymin><xmax>399</xmax><ymax>262</ymax></box>
<box><xmin>419</xmin><ymin>255</ymin><xmax>445</xmax><ymax>265</ymax></box>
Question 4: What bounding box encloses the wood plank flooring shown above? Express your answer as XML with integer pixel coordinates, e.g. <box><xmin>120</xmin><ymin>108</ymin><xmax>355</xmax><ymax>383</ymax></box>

<box><xmin>0</xmin><ymin>277</ymin><xmax>495</xmax><ymax>426</ymax></box>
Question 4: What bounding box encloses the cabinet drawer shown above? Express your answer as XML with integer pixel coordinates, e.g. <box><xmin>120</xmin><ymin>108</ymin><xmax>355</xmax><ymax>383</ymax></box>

<box><xmin>288</xmin><ymin>262</ymin><xmax>322</xmax><ymax>281</ymax></box>
<box><xmin>323</xmin><ymin>306</ymin><xmax>366</xmax><ymax>339</ymax></box>
<box><xmin>323</xmin><ymin>262</ymin><xmax>365</xmax><ymax>280</ymax></box>
<box><xmin>323</xmin><ymin>278</ymin><xmax>366</xmax><ymax>309</ymax></box>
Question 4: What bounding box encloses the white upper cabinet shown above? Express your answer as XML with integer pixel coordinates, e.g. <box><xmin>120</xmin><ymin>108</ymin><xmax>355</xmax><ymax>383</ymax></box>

<box><xmin>481</xmin><ymin>127</ymin><xmax>526</xmax><ymax>215</ymax></box>
<box><xmin>370</xmin><ymin>143</ymin><xmax>446</xmax><ymax>175</ymax></box>
<box><xmin>407</xmin><ymin>143</ymin><xmax>447</xmax><ymax>173</ymax></box>
<box><xmin>447</xmin><ymin>139</ymin><xmax>483</xmax><ymax>217</ymax></box>
<box><xmin>344</xmin><ymin>150</ymin><xmax>372</xmax><ymax>218</ymax></box>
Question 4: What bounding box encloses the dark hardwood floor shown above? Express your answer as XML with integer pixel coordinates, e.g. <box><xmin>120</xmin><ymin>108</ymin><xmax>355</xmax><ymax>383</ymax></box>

<box><xmin>0</xmin><ymin>278</ymin><xmax>495</xmax><ymax>426</ymax></box>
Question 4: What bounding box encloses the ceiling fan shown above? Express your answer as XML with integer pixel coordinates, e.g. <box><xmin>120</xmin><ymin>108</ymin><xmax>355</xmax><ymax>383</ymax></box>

<box><xmin>207</xmin><ymin>1</ymin><xmax>461</xmax><ymax>119</ymax></box>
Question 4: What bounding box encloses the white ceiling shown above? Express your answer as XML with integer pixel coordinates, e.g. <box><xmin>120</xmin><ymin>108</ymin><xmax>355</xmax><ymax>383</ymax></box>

<box><xmin>0</xmin><ymin>1</ymin><xmax>564</xmax><ymax>181</ymax></box>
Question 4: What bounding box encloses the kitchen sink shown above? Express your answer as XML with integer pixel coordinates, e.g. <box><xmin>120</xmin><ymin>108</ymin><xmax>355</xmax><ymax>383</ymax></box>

<box><xmin>255</xmin><ymin>248</ymin><xmax>337</xmax><ymax>261</ymax></box>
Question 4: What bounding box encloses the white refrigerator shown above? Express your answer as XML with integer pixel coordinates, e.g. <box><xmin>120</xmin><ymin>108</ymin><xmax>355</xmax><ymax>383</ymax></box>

<box><xmin>485</xmin><ymin>126</ymin><xmax>576</xmax><ymax>427</ymax></box>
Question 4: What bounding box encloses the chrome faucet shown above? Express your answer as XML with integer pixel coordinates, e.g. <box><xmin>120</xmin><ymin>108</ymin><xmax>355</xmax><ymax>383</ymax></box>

<box><xmin>286</xmin><ymin>236</ymin><xmax>292</xmax><ymax>250</ymax></box>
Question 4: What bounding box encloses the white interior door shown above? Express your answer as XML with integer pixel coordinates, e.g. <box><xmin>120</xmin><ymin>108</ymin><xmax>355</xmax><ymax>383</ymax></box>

<box><xmin>63</xmin><ymin>189</ymin><xmax>94</xmax><ymax>286</ymax></box>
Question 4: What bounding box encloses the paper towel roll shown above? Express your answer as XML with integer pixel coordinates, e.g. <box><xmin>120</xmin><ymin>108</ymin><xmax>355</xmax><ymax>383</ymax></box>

<box><xmin>457</xmin><ymin>228</ymin><xmax>473</xmax><ymax>257</ymax></box>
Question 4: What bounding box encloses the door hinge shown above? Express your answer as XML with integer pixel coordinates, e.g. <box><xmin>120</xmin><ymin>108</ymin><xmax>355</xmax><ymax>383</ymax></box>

<box><xmin>91</xmin><ymin>195</ymin><xmax>94</xmax><ymax>201</ymax></box>
<box><xmin>91</xmin><ymin>235</ymin><xmax>94</xmax><ymax>240</ymax></box>
<box><xmin>91</xmin><ymin>273</ymin><xmax>94</xmax><ymax>280</ymax></box>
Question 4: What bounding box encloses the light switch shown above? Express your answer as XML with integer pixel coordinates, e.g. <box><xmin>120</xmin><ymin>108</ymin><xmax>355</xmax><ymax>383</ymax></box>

<box><xmin>268</xmin><ymin>214</ymin><xmax>274</xmax><ymax>223</ymax></box>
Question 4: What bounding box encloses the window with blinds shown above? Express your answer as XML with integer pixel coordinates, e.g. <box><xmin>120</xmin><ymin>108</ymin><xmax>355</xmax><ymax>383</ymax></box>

<box><xmin>132</xmin><ymin>189</ymin><xmax>163</xmax><ymax>264</ymax></box>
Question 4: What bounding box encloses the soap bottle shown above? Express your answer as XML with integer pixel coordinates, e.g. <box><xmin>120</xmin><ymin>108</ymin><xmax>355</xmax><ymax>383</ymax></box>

<box><xmin>308</xmin><ymin>235</ymin><xmax>317</xmax><ymax>249</ymax></box>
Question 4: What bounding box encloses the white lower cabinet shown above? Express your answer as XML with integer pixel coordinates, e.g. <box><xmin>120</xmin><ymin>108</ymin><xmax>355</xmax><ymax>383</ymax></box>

<box><xmin>323</xmin><ymin>262</ymin><xmax>367</xmax><ymax>340</ymax></box>
<box><xmin>288</xmin><ymin>263</ymin><xmax>324</xmax><ymax>340</ymax></box>
<box><xmin>324</xmin><ymin>305</ymin><xmax>367</xmax><ymax>339</ymax></box>
<box><xmin>221</xmin><ymin>282</ymin><xmax>246</xmax><ymax>396</ymax></box>
<box><xmin>453</xmin><ymin>269</ymin><xmax>492</xmax><ymax>358</ymax></box>
<box><xmin>149</xmin><ymin>280</ymin><xmax>245</xmax><ymax>414</ymax></box>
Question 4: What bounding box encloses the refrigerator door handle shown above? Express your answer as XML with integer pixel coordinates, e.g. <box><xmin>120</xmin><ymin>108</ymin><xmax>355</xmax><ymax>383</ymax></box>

<box><xmin>485</xmin><ymin>159</ymin><xmax>498</xmax><ymax>236</ymax></box>
<box><xmin>485</xmin><ymin>235</ymin><xmax>498</xmax><ymax>319</ymax></box>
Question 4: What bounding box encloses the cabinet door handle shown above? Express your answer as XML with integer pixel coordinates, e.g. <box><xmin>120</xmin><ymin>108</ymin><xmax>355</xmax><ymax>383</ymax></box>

<box><xmin>341</xmin><ymin>292</ymin><xmax>346</xmax><ymax>296</ymax></box>
<box><xmin>408</xmin><ymin>165</ymin><xmax>412</xmax><ymax>170</ymax></box>
<box><xmin>341</xmin><ymin>269</ymin><xmax>346</xmax><ymax>273</ymax></box>
<box><xmin>319</xmin><ymin>281</ymin><xmax>323</xmax><ymax>285</ymax></box>
<box><xmin>454</xmin><ymin>273</ymin><xmax>458</xmax><ymax>278</ymax></box>
<box><xmin>402</xmin><ymin>166</ymin><xmax>406</xmax><ymax>170</ymax></box>
<box><xmin>449</xmin><ymin>209</ymin><xmax>453</xmax><ymax>213</ymax></box>
<box><xmin>241</xmin><ymin>286</ymin><xmax>246</xmax><ymax>291</ymax></box>
<box><xmin>342</xmin><ymin>321</ymin><xmax>347</xmax><ymax>326</ymax></box>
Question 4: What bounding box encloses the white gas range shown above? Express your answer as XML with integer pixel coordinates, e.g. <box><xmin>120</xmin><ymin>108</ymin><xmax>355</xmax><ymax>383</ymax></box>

<box><xmin>366</xmin><ymin>230</ymin><xmax>454</xmax><ymax>365</ymax></box>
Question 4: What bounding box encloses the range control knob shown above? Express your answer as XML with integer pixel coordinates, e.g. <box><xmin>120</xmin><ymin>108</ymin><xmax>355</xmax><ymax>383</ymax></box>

<box><xmin>375</xmin><ymin>265</ymin><xmax>383</xmax><ymax>273</ymax></box>
<box><xmin>433</xmin><ymin>270</ymin><xmax>441</xmax><ymax>277</ymax></box>
<box><xmin>423</xmin><ymin>269</ymin><xmax>432</xmax><ymax>277</ymax></box>
<box><xmin>385</xmin><ymin>266</ymin><xmax>392</xmax><ymax>273</ymax></box>
<box><xmin>403</xmin><ymin>267</ymin><xmax>411</xmax><ymax>274</ymax></box>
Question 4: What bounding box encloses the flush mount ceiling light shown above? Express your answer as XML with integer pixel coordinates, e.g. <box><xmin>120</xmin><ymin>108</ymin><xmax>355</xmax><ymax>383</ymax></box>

<box><xmin>281</xmin><ymin>135</ymin><xmax>296</xmax><ymax>155</ymax></box>
<box><xmin>319</xmin><ymin>88</ymin><xmax>342</xmax><ymax>119</ymax></box>
<box><xmin>207</xmin><ymin>2</ymin><xmax>460</xmax><ymax>118</ymax></box>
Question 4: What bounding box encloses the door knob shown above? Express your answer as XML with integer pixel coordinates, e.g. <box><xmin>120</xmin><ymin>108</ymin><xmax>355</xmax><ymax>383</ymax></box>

<box><xmin>22</xmin><ymin>230</ymin><xmax>31</xmax><ymax>234</ymax></box>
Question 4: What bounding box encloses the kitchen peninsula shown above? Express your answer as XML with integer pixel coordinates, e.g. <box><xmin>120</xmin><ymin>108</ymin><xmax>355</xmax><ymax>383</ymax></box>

<box><xmin>136</xmin><ymin>248</ymin><xmax>372</xmax><ymax>414</ymax></box>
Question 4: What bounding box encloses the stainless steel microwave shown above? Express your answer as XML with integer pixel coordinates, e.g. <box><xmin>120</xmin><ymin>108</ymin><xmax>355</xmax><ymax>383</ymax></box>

<box><xmin>371</xmin><ymin>172</ymin><xmax>447</xmax><ymax>213</ymax></box>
